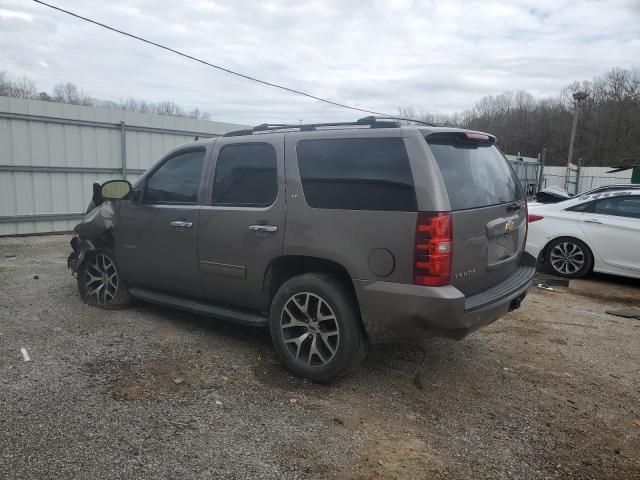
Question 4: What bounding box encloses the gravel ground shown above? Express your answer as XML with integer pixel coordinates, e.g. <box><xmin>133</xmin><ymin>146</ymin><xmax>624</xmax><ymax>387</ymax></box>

<box><xmin>1</xmin><ymin>234</ymin><xmax>639</xmax><ymax>480</ymax></box>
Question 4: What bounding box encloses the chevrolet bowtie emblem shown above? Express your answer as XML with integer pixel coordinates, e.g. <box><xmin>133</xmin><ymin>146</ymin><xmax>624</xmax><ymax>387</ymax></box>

<box><xmin>505</xmin><ymin>220</ymin><xmax>515</xmax><ymax>233</ymax></box>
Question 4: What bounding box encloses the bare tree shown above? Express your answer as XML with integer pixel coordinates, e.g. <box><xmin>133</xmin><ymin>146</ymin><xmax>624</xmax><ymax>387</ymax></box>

<box><xmin>52</xmin><ymin>82</ymin><xmax>80</xmax><ymax>104</ymax></box>
<box><xmin>0</xmin><ymin>72</ymin><xmax>213</xmax><ymax>121</ymax></box>
<box><xmin>0</xmin><ymin>72</ymin><xmax>38</xmax><ymax>99</ymax></box>
<box><xmin>400</xmin><ymin>67</ymin><xmax>640</xmax><ymax>166</ymax></box>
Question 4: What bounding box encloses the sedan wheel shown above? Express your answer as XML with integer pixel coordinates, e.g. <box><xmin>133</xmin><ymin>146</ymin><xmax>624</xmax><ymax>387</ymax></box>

<box><xmin>549</xmin><ymin>241</ymin><xmax>585</xmax><ymax>276</ymax></box>
<box><xmin>545</xmin><ymin>238</ymin><xmax>593</xmax><ymax>278</ymax></box>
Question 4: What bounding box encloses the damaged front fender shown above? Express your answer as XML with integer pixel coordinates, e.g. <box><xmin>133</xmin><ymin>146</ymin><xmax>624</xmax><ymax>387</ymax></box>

<box><xmin>67</xmin><ymin>236</ymin><xmax>96</xmax><ymax>272</ymax></box>
<box><xmin>75</xmin><ymin>201</ymin><xmax>116</xmax><ymax>239</ymax></box>
<box><xmin>67</xmin><ymin>201</ymin><xmax>117</xmax><ymax>273</ymax></box>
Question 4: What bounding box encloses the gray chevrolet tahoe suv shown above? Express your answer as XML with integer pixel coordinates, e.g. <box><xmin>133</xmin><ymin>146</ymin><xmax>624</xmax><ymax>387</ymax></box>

<box><xmin>68</xmin><ymin>116</ymin><xmax>535</xmax><ymax>382</ymax></box>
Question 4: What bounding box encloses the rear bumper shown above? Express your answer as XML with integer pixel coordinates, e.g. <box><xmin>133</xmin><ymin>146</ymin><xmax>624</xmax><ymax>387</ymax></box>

<box><xmin>355</xmin><ymin>253</ymin><xmax>536</xmax><ymax>342</ymax></box>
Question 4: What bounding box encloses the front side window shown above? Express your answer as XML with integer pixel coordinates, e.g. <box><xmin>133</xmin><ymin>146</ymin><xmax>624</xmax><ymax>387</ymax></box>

<box><xmin>297</xmin><ymin>138</ymin><xmax>417</xmax><ymax>211</ymax></box>
<box><xmin>144</xmin><ymin>149</ymin><xmax>205</xmax><ymax>204</ymax></box>
<box><xmin>212</xmin><ymin>143</ymin><xmax>277</xmax><ymax>207</ymax></box>
<box><xmin>593</xmin><ymin>196</ymin><xmax>640</xmax><ymax>219</ymax></box>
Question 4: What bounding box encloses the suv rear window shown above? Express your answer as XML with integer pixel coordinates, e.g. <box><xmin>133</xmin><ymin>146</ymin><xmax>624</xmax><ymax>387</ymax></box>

<box><xmin>427</xmin><ymin>134</ymin><xmax>524</xmax><ymax>211</ymax></box>
<box><xmin>297</xmin><ymin>138</ymin><xmax>417</xmax><ymax>211</ymax></box>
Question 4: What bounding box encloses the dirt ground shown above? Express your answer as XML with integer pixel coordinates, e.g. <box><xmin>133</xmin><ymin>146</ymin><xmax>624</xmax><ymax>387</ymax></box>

<box><xmin>1</xmin><ymin>235</ymin><xmax>639</xmax><ymax>480</ymax></box>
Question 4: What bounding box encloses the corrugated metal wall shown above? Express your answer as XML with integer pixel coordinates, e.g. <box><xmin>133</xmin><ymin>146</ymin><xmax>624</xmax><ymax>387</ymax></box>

<box><xmin>4</xmin><ymin>98</ymin><xmax>632</xmax><ymax>235</ymax></box>
<box><xmin>0</xmin><ymin>97</ymin><xmax>246</xmax><ymax>235</ymax></box>
<box><xmin>542</xmin><ymin>166</ymin><xmax>631</xmax><ymax>193</ymax></box>
<box><xmin>505</xmin><ymin>154</ymin><xmax>542</xmax><ymax>195</ymax></box>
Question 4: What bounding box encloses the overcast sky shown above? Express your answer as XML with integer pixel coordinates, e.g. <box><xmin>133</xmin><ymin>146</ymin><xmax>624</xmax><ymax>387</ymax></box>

<box><xmin>1</xmin><ymin>0</ymin><xmax>639</xmax><ymax>125</ymax></box>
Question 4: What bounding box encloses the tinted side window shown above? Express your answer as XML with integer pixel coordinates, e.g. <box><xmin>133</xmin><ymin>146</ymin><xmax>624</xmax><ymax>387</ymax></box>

<box><xmin>297</xmin><ymin>138</ymin><xmax>416</xmax><ymax>211</ymax></box>
<box><xmin>212</xmin><ymin>143</ymin><xmax>277</xmax><ymax>207</ymax></box>
<box><xmin>594</xmin><ymin>196</ymin><xmax>640</xmax><ymax>219</ymax></box>
<box><xmin>567</xmin><ymin>202</ymin><xmax>594</xmax><ymax>213</ymax></box>
<box><xmin>145</xmin><ymin>149</ymin><xmax>205</xmax><ymax>204</ymax></box>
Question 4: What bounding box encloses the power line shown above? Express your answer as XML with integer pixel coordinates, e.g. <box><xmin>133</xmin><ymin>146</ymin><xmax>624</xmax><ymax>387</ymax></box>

<box><xmin>31</xmin><ymin>0</ymin><xmax>394</xmax><ymax>117</ymax></box>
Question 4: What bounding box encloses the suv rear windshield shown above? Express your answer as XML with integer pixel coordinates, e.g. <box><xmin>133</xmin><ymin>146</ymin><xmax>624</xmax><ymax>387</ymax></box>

<box><xmin>427</xmin><ymin>134</ymin><xmax>524</xmax><ymax>211</ymax></box>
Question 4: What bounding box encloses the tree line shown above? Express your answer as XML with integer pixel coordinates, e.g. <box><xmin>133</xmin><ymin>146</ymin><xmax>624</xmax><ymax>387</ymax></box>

<box><xmin>0</xmin><ymin>71</ymin><xmax>210</xmax><ymax>120</ymax></box>
<box><xmin>2</xmin><ymin>67</ymin><xmax>638</xmax><ymax>166</ymax></box>
<box><xmin>400</xmin><ymin>67</ymin><xmax>640</xmax><ymax>167</ymax></box>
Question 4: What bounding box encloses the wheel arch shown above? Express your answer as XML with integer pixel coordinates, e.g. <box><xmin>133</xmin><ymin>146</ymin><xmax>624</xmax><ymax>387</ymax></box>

<box><xmin>263</xmin><ymin>255</ymin><xmax>358</xmax><ymax>312</ymax></box>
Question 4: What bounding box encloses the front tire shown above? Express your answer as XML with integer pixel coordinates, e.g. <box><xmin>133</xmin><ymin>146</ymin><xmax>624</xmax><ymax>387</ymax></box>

<box><xmin>544</xmin><ymin>237</ymin><xmax>593</xmax><ymax>278</ymax></box>
<box><xmin>269</xmin><ymin>273</ymin><xmax>368</xmax><ymax>383</ymax></box>
<box><xmin>77</xmin><ymin>248</ymin><xmax>132</xmax><ymax>309</ymax></box>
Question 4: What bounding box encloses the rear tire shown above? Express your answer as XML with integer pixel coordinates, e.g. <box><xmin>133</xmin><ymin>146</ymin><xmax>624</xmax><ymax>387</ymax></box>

<box><xmin>269</xmin><ymin>273</ymin><xmax>368</xmax><ymax>383</ymax></box>
<box><xmin>544</xmin><ymin>237</ymin><xmax>593</xmax><ymax>278</ymax></box>
<box><xmin>77</xmin><ymin>248</ymin><xmax>132</xmax><ymax>309</ymax></box>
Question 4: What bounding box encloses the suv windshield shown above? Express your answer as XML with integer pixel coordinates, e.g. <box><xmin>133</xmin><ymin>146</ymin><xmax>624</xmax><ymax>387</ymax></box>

<box><xmin>427</xmin><ymin>134</ymin><xmax>524</xmax><ymax>211</ymax></box>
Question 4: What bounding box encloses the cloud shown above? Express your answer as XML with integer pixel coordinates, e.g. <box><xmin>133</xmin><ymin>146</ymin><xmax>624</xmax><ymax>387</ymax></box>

<box><xmin>0</xmin><ymin>0</ymin><xmax>638</xmax><ymax>124</ymax></box>
<box><xmin>0</xmin><ymin>8</ymin><xmax>33</xmax><ymax>21</ymax></box>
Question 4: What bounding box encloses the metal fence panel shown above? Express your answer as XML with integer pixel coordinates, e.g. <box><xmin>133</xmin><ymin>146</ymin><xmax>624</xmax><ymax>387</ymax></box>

<box><xmin>9</xmin><ymin>103</ymin><xmax>632</xmax><ymax>236</ymax></box>
<box><xmin>505</xmin><ymin>154</ymin><xmax>542</xmax><ymax>196</ymax></box>
<box><xmin>0</xmin><ymin>97</ymin><xmax>246</xmax><ymax>235</ymax></box>
<box><xmin>541</xmin><ymin>166</ymin><xmax>632</xmax><ymax>193</ymax></box>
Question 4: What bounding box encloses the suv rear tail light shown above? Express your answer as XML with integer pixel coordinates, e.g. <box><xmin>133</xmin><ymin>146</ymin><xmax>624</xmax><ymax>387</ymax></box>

<box><xmin>414</xmin><ymin>212</ymin><xmax>452</xmax><ymax>287</ymax></box>
<box><xmin>528</xmin><ymin>214</ymin><xmax>544</xmax><ymax>223</ymax></box>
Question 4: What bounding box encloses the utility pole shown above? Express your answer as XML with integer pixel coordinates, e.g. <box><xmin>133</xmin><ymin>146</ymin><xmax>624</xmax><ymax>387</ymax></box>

<box><xmin>537</xmin><ymin>146</ymin><xmax>546</xmax><ymax>193</ymax></box>
<box><xmin>565</xmin><ymin>91</ymin><xmax>589</xmax><ymax>190</ymax></box>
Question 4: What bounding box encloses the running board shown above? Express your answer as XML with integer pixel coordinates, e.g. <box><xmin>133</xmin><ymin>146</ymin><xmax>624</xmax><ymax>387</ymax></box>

<box><xmin>128</xmin><ymin>287</ymin><xmax>268</xmax><ymax>327</ymax></box>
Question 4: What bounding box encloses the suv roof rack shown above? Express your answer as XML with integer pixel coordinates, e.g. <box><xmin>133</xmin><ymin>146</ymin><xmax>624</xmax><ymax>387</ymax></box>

<box><xmin>222</xmin><ymin>116</ymin><xmax>437</xmax><ymax>137</ymax></box>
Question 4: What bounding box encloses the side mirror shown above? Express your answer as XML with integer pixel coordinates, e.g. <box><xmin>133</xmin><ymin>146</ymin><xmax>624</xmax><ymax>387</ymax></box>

<box><xmin>101</xmin><ymin>180</ymin><xmax>132</xmax><ymax>201</ymax></box>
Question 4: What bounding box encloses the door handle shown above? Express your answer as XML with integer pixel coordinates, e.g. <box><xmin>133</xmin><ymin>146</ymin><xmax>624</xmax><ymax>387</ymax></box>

<box><xmin>249</xmin><ymin>224</ymin><xmax>278</xmax><ymax>233</ymax></box>
<box><xmin>583</xmin><ymin>218</ymin><xmax>602</xmax><ymax>224</ymax></box>
<box><xmin>170</xmin><ymin>220</ymin><xmax>193</xmax><ymax>229</ymax></box>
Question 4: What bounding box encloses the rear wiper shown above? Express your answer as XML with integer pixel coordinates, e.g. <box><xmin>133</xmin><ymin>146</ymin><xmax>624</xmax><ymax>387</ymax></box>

<box><xmin>506</xmin><ymin>202</ymin><xmax>522</xmax><ymax>211</ymax></box>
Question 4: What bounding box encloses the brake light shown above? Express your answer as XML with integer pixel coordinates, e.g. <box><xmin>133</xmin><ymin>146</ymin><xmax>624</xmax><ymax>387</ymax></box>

<box><xmin>414</xmin><ymin>212</ymin><xmax>452</xmax><ymax>287</ymax></box>
<box><xmin>464</xmin><ymin>132</ymin><xmax>492</xmax><ymax>142</ymax></box>
<box><xmin>528</xmin><ymin>214</ymin><xmax>544</xmax><ymax>223</ymax></box>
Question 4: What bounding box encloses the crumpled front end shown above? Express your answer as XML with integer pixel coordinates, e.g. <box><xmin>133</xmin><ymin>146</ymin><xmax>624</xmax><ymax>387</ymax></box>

<box><xmin>67</xmin><ymin>201</ymin><xmax>116</xmax><ymax>273</ymax></box>
<box><xmin>74</xmin><ymin>201</ymin><xmax>116</xmax><ymax>239</ymax></box>
<box><xmin>67</xmin><ymin>236</ymin><xmax>96</xmax><ymax>272</ymax></box>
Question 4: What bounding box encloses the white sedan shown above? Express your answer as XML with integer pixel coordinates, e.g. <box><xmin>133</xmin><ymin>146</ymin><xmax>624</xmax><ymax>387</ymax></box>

<box><xmin>526</xmin><ymin>190</ymin><xmax>640</xmax><ymax>279</ymax></box>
